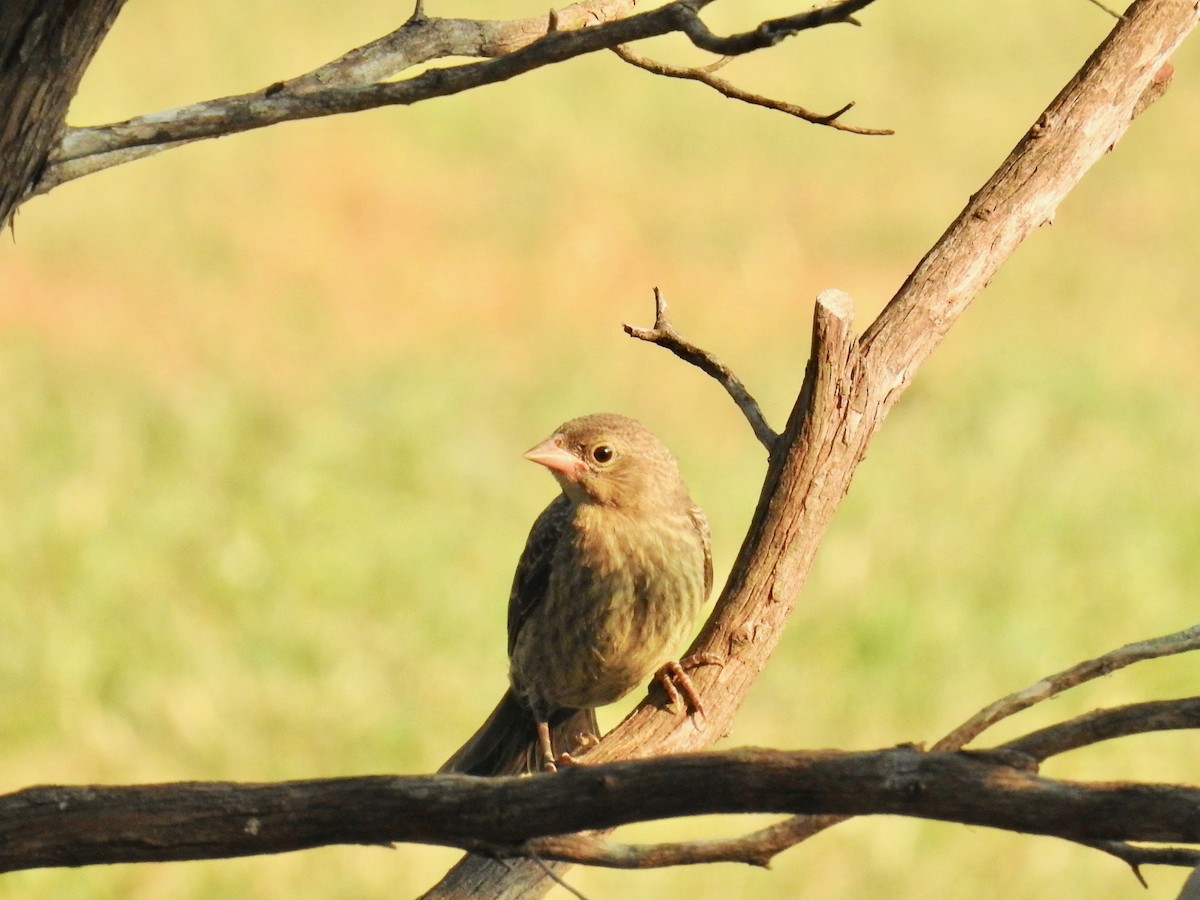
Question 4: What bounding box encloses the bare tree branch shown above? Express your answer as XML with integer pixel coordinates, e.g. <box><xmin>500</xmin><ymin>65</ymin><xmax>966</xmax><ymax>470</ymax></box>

<box><xmin>611</xmin><ymin>44</ymin><xmax>893</xmax><ymax>135</ymax></box>
<box><xmin>430</xmin><ymin>0</ymin><xmax>1199</xmax><ymax>892</ymax></box>
<box><xmin>0</xmin><ymin>0</ymin><xmax>127</xmax><ymax>227</ymax></box>
<box><xmin>291</xmin><ymin>0</ymin><xmax>639</xmax><ymax>90</ymax></box>
<box><xmin>1002</xmin><ymin>696</ymin><xmax>1200</xmax><ymax>761</ymax></box>
<box><xmin>518</xmin><ymin>815</ymin><xmax>1200</xmax><ymax>875</ymax></box>
<box><xmin>509</xmin><ymin>692</ymin><xmax>1200</xmax><ymax>875</ymax></box>
<box><xmin>515</xmin><ymin>828</ymin><xmax>780</xmax><ymax>870</ymax></box>
<box><xmin>634</xmin><ymin>630</ymin><xmax>1200</xmax><ymax>870</ymax></box>
<box><xmin>34</xmin><ymin>0</ymin><xmax>883</xmax><ymax>198</ymax></box>
<box><xmin>1085</xmin><ymin>0</ymin><xmax>1127</xmax><ymax>20</ymax></box>
<box><xmin>1084</xmin><ymin>842</ymin><xmax>1200</xmax><ymax>888</ymax></box>
<box><xmin>624</xmin><ymin>287</ymin><xmax>781</xmax><ymax>452</ymax></box>
<box><xmin>5</xmin><ymin>742</ymin><xmax>1200</xmax><ymax>874</ymax></box>
<box><xmin>935</xmin><ymin>623</ymin><xmax>1200</xmax><ymax>752</ymax></box>
<box><xmin>4</xmin><ymin>0</ymin><xmax>1198</xmax><ymax>895</ymax></box>
<box><xmin>676</xmin><ymin>0</ymin><xmax>874</xmax><ymax>54</ymax></box>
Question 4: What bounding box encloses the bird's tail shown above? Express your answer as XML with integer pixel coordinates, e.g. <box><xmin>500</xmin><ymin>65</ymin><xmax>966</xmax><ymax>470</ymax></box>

<box><xmin>438</xmin><ymin>690</ymin><xmax>599</xmax><ymax>776</ymax></box>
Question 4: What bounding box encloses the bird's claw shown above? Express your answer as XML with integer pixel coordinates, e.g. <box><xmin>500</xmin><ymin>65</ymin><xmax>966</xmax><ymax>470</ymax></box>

<box><xmin>537</xmin><ymin>723</ymin><xmax>600</xmax><ymax>773</ymax></box>
<box><xmin>554</xmin><ymin>751</ymin><xmax>582</xmax><ymax>769</ymax></box>
<box><xmin>681</xmin><ymin>652</ymin><xmax>726</xmax><ymax>672</ymax></box>
<box><xmin>570</xmin><ymin>730</ymin><xmax>601</xmax><ymax>755</ymax></box>
<box><xmin>539</xmin><ymin>744</ymin><xmax>592</xmax><ymax>773</ymax></box>
<box><xmin>655</xmin><ymin>654</ymin><xmax>724</xmax><ymax>720</ymax></box>
<box><xmin>552</xmin><ymin>730</ymin><xmax>599</xmax><ymax>771</ymax></box>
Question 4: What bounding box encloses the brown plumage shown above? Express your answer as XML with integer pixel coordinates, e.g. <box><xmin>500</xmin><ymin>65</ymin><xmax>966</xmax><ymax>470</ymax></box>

<box><xmin>440</xmin><ymin>413</ymin><xmax>712</xmax><ymax>776</ymax></box>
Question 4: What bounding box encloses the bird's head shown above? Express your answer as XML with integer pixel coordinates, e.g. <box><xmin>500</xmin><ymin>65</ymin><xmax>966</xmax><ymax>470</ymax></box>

<box><xmin>523</xmin><ymin>413</ymin><xmax>688</xmax><ymax>510</ymax></box>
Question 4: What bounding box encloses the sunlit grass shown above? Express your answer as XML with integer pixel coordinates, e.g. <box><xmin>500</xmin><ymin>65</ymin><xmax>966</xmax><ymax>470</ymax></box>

<box><xmin>1</xmin><ymin>1</ymin><xmax>1198</xmax><ymax>897</ymax></box>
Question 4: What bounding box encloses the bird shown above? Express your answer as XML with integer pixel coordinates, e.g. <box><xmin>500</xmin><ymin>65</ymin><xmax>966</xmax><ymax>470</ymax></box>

<box><xmin>439</xmin><ymin>413</ymin><xmax>712</xmax><ymax>776</ymax></box>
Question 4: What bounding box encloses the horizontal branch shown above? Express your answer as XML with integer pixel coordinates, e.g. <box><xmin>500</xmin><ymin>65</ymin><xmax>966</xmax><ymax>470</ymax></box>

<box><xmin>36</xmin><ymin>0</ymin><xmax>882</xmax><ymax>196</ymax></box>
<box><xmin>677</xmin><ymin>0</ymin><xmax>873</xmax><ymax>55</ymax></box>
<box><xmin>4</xmin><ymin>744</ymin><xmax>1200</xmax><ymax>874</ymax></box>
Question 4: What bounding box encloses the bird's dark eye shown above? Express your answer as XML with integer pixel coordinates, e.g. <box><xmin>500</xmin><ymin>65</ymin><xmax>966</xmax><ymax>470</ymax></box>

<box><xmin>591</xmin><ymin>444</ymin><xmax>614</xmax><ymax>464</ymax></box>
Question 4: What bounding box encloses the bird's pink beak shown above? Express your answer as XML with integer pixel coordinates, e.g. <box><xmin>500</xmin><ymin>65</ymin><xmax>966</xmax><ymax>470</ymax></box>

<box><xmin>523</xmin><ymin>435</ymin><xmax>586</xmax><ymax>478</ymax></box>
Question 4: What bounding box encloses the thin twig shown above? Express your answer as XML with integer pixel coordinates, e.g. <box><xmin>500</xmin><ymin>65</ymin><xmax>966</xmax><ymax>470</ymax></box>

<box><xmin>623</xmin><ymin>288</ymin><xmax>779</xmax><ymax>452</ymax></box>
<box><xmin>698</xmin><ymin>55</ymin><xmax>734</xmax><ymax>75</ymax></box>
<box><xmin>519</xmin><ymin>831</ymin><xmax>775</xmax><ymax>869</ymax></box>
<box><xmin>1084</xmin><ymin>841</ymin><xmax>1200</xmax><ymax>888</ymax></box>
<box><xmin>507</xmin><ymin>700</ymin><xmax>1200</xmax><ymax>874</ymax></box>
<box><xmin>693</xmin><ymin>628</ymin><xmax>1200</xmax><ymax>862</ymax></box>
<box><xmin>529</xmin><ymin>853</ymin><xmax>590</xmax><ymax>900</ymax></box>
<box><xmin>513</xmin><ymin>816</ymin><xmax>1200</xmax><ymax>875</ymax></box>
<box><xmin>933</xmin><ymin>622</ymin><xmax>1200</xmax><ymax>752</ymax></box>
<box><xmin>518</xmin><ymin>806</ymin><xmax>855</xmax><ymax>869</ymax></box>
<box><xmin>677</xmin><ymin>0</ymin><xmax>877</xmax><ymax>55</ymax></box>
<box><xmin>612</xmin><ymin>45</ymin><xmax>892</xmax><ymax>135</ymax></box>
<box><xmin>1084</xmin><ymin>0</ymin><xmax>1126</xmax><ymax>20</ymax></box>
<box><xmin>1001</xmin><ymin>696</ymin><xmax>1200</xmax><ymax>761</ymax></box>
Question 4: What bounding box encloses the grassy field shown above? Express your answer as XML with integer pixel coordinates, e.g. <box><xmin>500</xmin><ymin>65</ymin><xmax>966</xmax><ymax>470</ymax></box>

<box><xmin>2</xmin><ymin>1</ymin><xmax>1199</xmax><ymax>897</ymax></box>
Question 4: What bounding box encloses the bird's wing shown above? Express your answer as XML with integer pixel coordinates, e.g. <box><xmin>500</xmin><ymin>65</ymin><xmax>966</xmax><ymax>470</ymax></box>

<box><xmin>507</xmin><ymin>493</ymin><xmax>571</xmax><ymax>656</ymax></box>
<box><xmin>689</xmin><ymin>503</ymin><xmax>714</xmax><ymax>600</ymax></box>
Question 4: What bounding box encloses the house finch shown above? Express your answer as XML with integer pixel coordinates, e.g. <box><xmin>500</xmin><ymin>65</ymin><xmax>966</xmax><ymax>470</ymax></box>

<box><xmin>440</xmin><ymin>413</ymin><xmax>712</xmax><ymax>776</ymax></box>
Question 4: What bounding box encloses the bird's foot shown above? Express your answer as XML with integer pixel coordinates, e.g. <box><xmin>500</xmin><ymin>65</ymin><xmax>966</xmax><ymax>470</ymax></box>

<box><xmin>535</xmin><ymin>720</ymin><xmax>558</xmax><ymax>772</ymax></box>
<box><xmin>553</xmin><ymin>730</ymin><xmax>600</xmax><ymax>770</ymax></box>
<box><xmin>554</xmin><ymin>750</ymin><xmax>583</xmax><ymax>769</ymax></box>
<box><xmin>569</xmin><ymin>729</ymin><xmax>601</xmax><ymax>756</ymax></box>
<box><xmin>536</xmin><ymin>723</ymin><xmax>600</xmax><ymax>772</ymax></box>
<box><xmin>680</xmin><ymin>652</ymin><xmax>726</xmax><ymax>672</ymax></box>
<box><xmin>655</xmin><ymin>654</ymin><xmax>724</xmax><ymax>720</ymax></box>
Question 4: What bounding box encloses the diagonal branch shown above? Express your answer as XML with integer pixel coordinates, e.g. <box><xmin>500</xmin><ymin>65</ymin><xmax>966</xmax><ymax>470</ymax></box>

<box><xmin>624</xmin><ymin>287</ymin><xmax>780</xmax><ymax>452</ymax></box>
<box><xmin>935</xmin><ymin>622</ymin><xmax>1200</xmax><ymax>751</ymax></box>
<box><xmin>0</xmin><ymin>0</ymin><xmax>127</xmax><ymax>227</ymax></box>
<box><xmin>563</xmin><ymin>656</ymin><xmax>1200</xmax><ymax>873</ymax></box>
<box><xmin>611</xmin><ymin>43</ymin><xmax>893</xmax><ymax>135</ymax></box>
<box><xmin>430</xmin><ymin>0</ymin><xmax>1199</xmax><ymax>893</ymax></box>
<box><xmin>4</xmin><ymin>0</ymin><xmax>1196</xmax><ymax>894</ymax></box>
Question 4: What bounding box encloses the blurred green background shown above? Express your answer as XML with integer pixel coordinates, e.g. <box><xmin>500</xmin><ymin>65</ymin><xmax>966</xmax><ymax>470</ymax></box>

<box><xmin>2</xmin><ymin>1</ymin><xmax>1198</xmax><ymax>897</ymax></box>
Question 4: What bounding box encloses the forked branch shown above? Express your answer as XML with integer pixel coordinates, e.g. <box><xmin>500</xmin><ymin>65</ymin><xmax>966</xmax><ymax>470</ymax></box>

<box><xmin>611</xmin><ymin>44</ymin><xmax>893</xmax><ymax>135</ymax></box>
<box><xmin>4</xmin><ymin>683</ymin><xmax>1200</xmax><ymax>874</ymax></box>
<box><xmin>2</xmin><ymin>1</ymin><xmax>1197</xmax><ymax>896</ymax></box>
<box><xmin>430</xmin><ymin>0</ymin><xmax>1200</xmax><ymax>893</ymax></box>
<box><xmin>937</xmin><ymin>622</ymin><xmax>1200</xmax><ymax>751</ymax></box>
<box><xmin>34</xmin><ymin>0</ymin><xmax>884</xmax><ymax>199</ymax></box>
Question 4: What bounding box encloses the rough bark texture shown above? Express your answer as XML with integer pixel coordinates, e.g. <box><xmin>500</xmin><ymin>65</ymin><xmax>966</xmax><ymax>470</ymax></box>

<box><xmin>0</xmin><ymin>0</ymin><xmax>126</xmax><ymax>226</ymax></box>
<box><xmin>30</xmin><ymin>0</ymin><xmax>877</xmax><ymax>198</ymax></box>
<box><xmin>428</xmin><ymin>0</ymin><xmax>1199</xmax><ymax>893</ymax></box>
<box><xmin>0</xmin><ymin>0</ymin><xmax>1197</xmax><ymax>894</ymax></box>
<box><xmin>4</xmin><ymin>747</ymin><xmax>1200</xmax><ymax>872</ymax></box>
